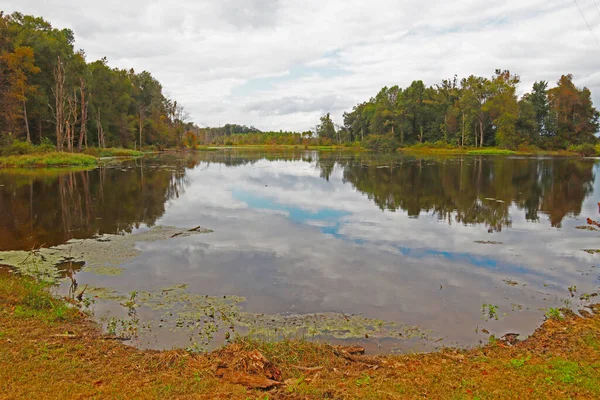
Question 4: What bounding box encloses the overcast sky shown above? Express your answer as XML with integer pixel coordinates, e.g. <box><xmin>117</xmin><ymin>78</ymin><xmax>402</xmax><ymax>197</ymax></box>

<box><xmin>5</xmin><ymin>0</ymin><xmax>600</xmax><ymax>131</ymax></box>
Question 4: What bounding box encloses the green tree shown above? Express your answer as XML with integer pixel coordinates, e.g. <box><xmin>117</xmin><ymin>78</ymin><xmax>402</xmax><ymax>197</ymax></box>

<box><xmin>317</xmin><ymin>113</ymin><xmax>336</xmax><ymax>142</ymax></box>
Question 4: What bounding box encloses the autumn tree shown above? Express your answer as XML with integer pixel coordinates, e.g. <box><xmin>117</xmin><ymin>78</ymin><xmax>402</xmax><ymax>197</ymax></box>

<box><xmin>0</xmin><ymin>46</ymin><xmax>40</xmax><ymax>141</ymax></box>
<box><xmin>547</xmin><ymin>75</ymin><xmax>599</xmax><ymax>148</ymax></box>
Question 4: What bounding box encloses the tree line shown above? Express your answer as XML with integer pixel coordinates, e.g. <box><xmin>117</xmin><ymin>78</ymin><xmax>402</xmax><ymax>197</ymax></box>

<box><xmin>317</xmin><ymin>70</ymin><xmax>599</xmax><ymax>150</ymax></box>
<box><xmin>0</xmin><ymin>12</ymin><xmax>192</xmax><ymax>151</ymax></box>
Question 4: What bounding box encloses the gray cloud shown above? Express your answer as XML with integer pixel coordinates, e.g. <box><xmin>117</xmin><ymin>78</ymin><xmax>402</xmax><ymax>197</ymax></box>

<box><xmin>245</xmin><ymin>94</ymin><xmax>347</xmax><ymax>116</ymax></box>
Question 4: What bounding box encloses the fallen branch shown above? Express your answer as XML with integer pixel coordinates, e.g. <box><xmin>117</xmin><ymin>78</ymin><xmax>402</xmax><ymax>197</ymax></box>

<box><xmin>292</xmin><ymin>365</ymin><xmax>324</xmax><ymax>372</ymax></box>
<box><xmin>332</xmin><ymin>346</ymin><xmax>383</xmax><ymax>367</ymax></box>
<box><xmin>51</xmin><ymin>334</ymin><xmax>79</xmax><ymax>339</ymax></box>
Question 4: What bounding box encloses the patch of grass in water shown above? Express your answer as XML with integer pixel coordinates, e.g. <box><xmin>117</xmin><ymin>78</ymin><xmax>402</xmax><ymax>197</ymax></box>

<box><xmin>83</xmin><ymin>147</ymin><xmax>144</xmax><ymax>157</ymax></box>
<box><xmin>467</xmin><ymin>149</ymin><xmax>516</xmax><ymax>155</ymax></box>
<box><xmin>83</xmin><ymin>266</ymin><xmax>125</xmax><ymax>276</ymax></box>
<box><xmin>0</xmin><ymin>152</ymin><xmax>98</xmax><ymax>168</ymax></box>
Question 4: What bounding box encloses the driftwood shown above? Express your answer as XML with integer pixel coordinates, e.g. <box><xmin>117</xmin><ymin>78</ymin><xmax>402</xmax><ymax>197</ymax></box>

<box><xmin>332</xmin><ymin>346</ymin><xmax>383</xmax><ymax>367</ymax></box>
<box><xmin>170</xmin><ymin>226</ymin><xmax>210</xmax><ymax>238</ymax></box>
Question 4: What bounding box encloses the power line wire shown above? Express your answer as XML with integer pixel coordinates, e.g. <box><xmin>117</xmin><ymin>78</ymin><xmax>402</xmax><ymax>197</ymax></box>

<box><xmin>572</xmin><ymin>0</ymin><xmax>600</xmax><ymax>48</ymax></box>
<box><xmin>593</xmin><ymin>0</ymin><xmax>600</xmax><ymax>18</ymax></box>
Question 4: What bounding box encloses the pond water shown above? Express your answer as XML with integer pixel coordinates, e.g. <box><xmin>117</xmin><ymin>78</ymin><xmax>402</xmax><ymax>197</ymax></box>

<box><xmin>1</xmin><ymin>150</ymin><xmax>600</xmax><ymax>353</ymax></box>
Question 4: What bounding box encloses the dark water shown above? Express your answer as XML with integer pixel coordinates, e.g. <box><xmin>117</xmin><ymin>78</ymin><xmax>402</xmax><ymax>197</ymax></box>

<box><xmin>1</xmin><ymin>151</ymin><xmax>600</xmax><ymax>353</ymax></box>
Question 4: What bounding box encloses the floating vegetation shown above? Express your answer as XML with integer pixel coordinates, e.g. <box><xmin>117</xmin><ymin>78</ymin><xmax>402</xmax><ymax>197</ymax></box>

<box><xmin>83</xmin><ymin>266</ymin><xmax>125</xmax><ymax>276</ymax></box>
<box><xmin>510</xmin><ymin>303</ymin><xmax>523</xmax><ymax>311</ymax></box>
<box><xmin>503</xmin><ymin>279</ymin><xmax>519</xmax><ymax>286</ymax></box>
<box><xmin>482</xmin><ymin>304</ymin><xmax>499</xmax><ymax>321</ymax></box>
<box><xmin>87</xmin><ymin>286</ymin><xmax>128</xmax><ymax>302</ymax></box>
<box><xmin>575</xmin><ymin>226</ymin><xmax>598</xmax><ymax>231</ymax></box>
<box><xmin>580</xmin><ymin>293</ymin><xmax>598</xmax><ymax>302</ymax></box>
<box><xmin>90</xmin><ymin>283</ymin><xmax>436</xmax><ymax>352</ymax></box>
<box><xmin>582</xmin><ymin>249</ymin><xmax>600</xmax><ymax>254</ymax></box>
<box><xmin>0</xmin><ymin>225</ymin><xmax>213</xmax><ymax>284</ymax></box>
<box><xmin>0</xmin><ymin>250</ymin><xmax>64</xmax><ymax>283</ymax></box>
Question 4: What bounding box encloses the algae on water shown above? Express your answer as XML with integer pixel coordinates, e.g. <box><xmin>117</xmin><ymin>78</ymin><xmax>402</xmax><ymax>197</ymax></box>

<box><xmin>92</xmin><ymin>283</ymin><xmax>435</xmax><ymax>352</ymax></box>
<box><xmin>0</xmin><ymin>225</ymin><xmax>212</xmax><ymax>283</ymax></box>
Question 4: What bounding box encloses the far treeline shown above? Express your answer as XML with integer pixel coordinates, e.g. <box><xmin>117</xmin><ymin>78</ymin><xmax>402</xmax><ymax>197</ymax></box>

<box><xmin>0</xmin><ymin>11</ymin><xmax>192</xmax><ymax>154</ymax></box>
<box><xmin>193</xmin><ymin>70</ymin><xmax>600</xmax><ymax>153</ymax></box>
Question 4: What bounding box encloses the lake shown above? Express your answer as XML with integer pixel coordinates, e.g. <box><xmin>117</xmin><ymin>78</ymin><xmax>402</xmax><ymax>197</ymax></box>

<box><xmin>1</xmin><ymin>150</ymin><xmax>599</xmax><ymax>353</ymax></box>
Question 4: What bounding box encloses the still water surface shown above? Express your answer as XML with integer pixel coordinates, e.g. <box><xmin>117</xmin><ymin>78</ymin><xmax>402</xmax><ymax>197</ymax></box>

<box><xmin>1</xmin><ymin>151</ymin><xmax>599</xmax><ymax>353</ymax></box>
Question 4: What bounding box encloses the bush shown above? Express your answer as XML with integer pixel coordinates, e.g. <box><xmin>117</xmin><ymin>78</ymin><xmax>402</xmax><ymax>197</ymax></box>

<box><xmin>0</xmin><ymin>140</ymin><xmax>35</xmax><ymax>156</ymax></box>
<box><xmin>363</xmin><ymin>134</ymin><xmax>399</xmax><ymax>153</ymax></box>
<box><xmin>568</xmin><ymin>144</ymin><xmax>597</xmax><ymax>157</ymax></box>
<box><xmin>0</xmin><ymin>137</ymin><xmax>56</xmax><ymax>156</ymax></box>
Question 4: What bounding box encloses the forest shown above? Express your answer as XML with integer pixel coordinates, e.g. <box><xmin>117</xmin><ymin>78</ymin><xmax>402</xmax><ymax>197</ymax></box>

<box><xmin>0</xmin><ymin>12</ymin><xmax>192</xmax><ymax>151</ymax></box>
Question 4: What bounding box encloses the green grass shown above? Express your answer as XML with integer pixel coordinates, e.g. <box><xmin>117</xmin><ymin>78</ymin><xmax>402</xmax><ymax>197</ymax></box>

<box><xmin>467</xmin><ymin>149</ymin><xmax>516</xmax><ymax>155</ymax></box>
<box><xmin>0</xmin><ymin>152</ymin><xmax>98</xmax><ymax>168</ymax></box>
<box><xmin>195</xmin><ymin>146</ymin><xmax>219</xmax><ymax>151</ymax></box>
<box><xmin>83</xmin><ymin>148</ymin><xmax>144</xmax><ymax>157</ymax></box>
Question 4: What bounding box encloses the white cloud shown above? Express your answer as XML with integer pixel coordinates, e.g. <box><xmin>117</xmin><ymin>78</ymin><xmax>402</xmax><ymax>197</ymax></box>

<box><xmin>6</xmin><ymin>0</ymin><xmax>600</xmax><ymax>130</ymax></box>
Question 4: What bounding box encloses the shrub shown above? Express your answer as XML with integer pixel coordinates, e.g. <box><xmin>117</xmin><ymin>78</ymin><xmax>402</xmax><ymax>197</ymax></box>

<box><xmin>1</xmin><ymin>140</ymin><xmax>35</xmax><ymax>156</ymax></box>
<box><xmin>568</xmin><ymin>144</ymin><xmax>597</xmax><ymax>157</ymax></box>
<box><xmin>363</xmin><ymin>134</ymin><xmax>399</xmax><ymax>153</ymax></box>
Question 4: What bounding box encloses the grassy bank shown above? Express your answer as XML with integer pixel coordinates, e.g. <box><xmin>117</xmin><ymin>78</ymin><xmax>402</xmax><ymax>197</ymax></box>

<box><xmin>399</xmin><ymin>146</ymin><xmax>581</xmax><ymax>157</ymax></box>
<box><xmin>0</xmin><ymin>152</ymin><xmax>98</xmax><ymax>168</ymax></box>
<box><xmin>83</xmin><ymin>147</ymin><xmax>145</xmax><ymax>158</ymax></box>
<box><xmin>201</xmin><ymin>144</ymin><xmax>362</xmax><ymax>152</ymax></box>
<box><xmin>1</xmin><ymin>271</ymin><xmax>598</xmax><ymax>399</ymax></box>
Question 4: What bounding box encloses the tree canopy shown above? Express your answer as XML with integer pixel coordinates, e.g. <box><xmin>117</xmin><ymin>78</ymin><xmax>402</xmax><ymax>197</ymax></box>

<box><xmin>0</xmin><ymin>11</ymin><xmax>192</xmax><ymax>149</ymax></box>
<box><xmin>339</xmin><ymin>70</ymin><xmax>599</xmax><ymax>150</ymax></box>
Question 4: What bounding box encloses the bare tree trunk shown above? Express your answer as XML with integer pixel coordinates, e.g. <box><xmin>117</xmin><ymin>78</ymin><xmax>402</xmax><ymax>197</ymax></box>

<box><xmin>52</xmin><ymin>56</ymin><xmax>66</xmax><ymax>151</ymax></box>
<box><xmin>95</xmin><ymin>108</ymin><xmax>105</xmax><ymax>148</ymax></box>
<box><xmin>65</xmin><ymin>91</ymin><xmax>79</xmax><ymax>152</ymax></box>
<box><xmin>139</xmin><ymin>111</ymin><xmax>143</xmax><ymax>149</ymax></box>
<box><xmin>78</xmin><ymin>79</ymin><xmax>88</xmax><ymax>150</ymax></box>
<box><xmin>461</xmin><ymin>112</ymin><xmax>465</xmax><ymax>147</ymax></box>
<box><xmin>443</xmin><ymin>114</ymin><xmax>448</xmax><ymax>143</ymax></box>
<box><xmin>479</xmin><ymin>117</ymin><xmax>484</xmax><ymax>148</ymax></box>
<box><xmin>22</xmin><ymin>96</ymin><xmax>31</xmax><ymax>143</ymax></box>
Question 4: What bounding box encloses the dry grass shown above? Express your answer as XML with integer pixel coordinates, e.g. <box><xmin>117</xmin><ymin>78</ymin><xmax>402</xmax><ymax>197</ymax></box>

<box><xmin>0</xmin><ymin>272</ymin><xmax>599</xmax><ymax>399</ymax></box>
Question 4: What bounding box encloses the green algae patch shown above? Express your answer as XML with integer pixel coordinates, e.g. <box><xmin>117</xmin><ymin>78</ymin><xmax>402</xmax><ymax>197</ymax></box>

<box><xmin>576</xmin><ymin>226</ymin><xmax>598</xmax><ymax>231</ymax></box>
<box><xmin>86</xmin><ymin>286</ymin><xmax>128</xmax><ymax>302</ymax></box>
<box><xmin>91</xmin><ymin>283</ymin><xmax>435</xmax><ymax>352</ymax></box>
<box><xmin>0</xmin><ymin>250</ymin><xmax>66</xmax><ymax>283</ymax></box>
<box><xmin>83</xmin><ymin>266</ymin><xmax>125</xmax><ymax>276</ymax></box>
<box><xmin>582</xmin><ymin>249</ymin><xmax>600</xmax><ymax>254</ymax></box>
<box><xmin>0</xmin><ymin>225</ymin><xmax>213</xmax><ymax>283</ymax></box>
